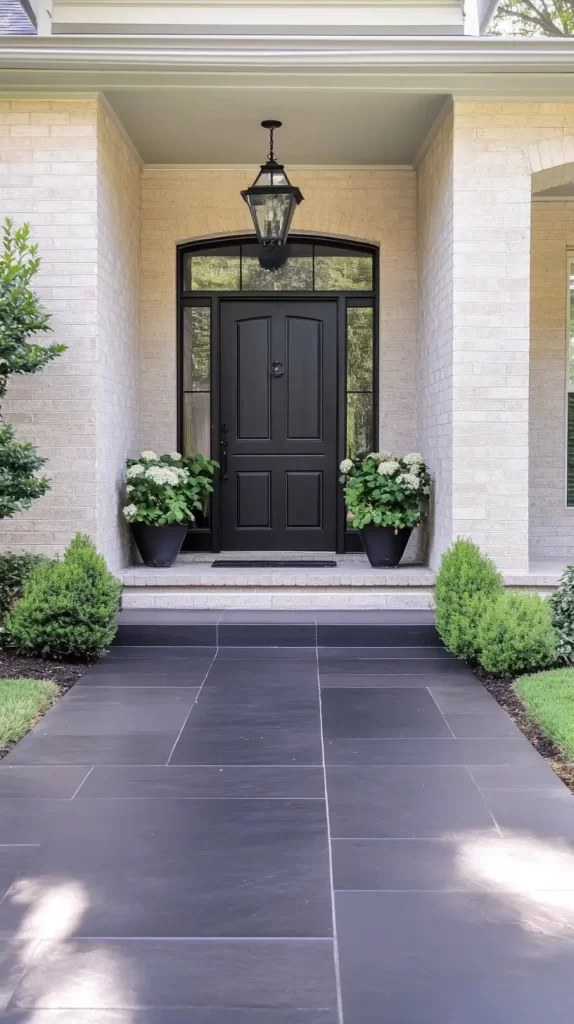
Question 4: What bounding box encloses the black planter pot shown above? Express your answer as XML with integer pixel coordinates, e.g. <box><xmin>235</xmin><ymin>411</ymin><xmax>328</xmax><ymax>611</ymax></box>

<box><xmin>359</xmin><ymin>524</ymin><xmax>412</xmax><ymax>568</ymax></box>
<box><xmin>131</xmin><ymin>523</ymin><xmax>188</xmax><ymax>568</ymax></box>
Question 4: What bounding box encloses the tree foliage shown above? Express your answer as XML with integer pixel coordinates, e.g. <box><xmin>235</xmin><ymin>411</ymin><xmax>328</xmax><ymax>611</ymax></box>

<box><xmin>493</xmin><ymin>0</ymin><xmax>574</xmax><ymax>36</ymax></box>
<box><xmin>0</xmin><ymin>218</ymin><xmax>66</xmax><ymax>519</ymax></box>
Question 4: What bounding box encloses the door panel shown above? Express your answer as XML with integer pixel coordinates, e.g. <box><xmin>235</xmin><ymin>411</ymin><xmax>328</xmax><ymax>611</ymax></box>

<box><xmin>220</xmin><ymin>300</ymin><xmax>338</xmax><ymax>550</ymax></box>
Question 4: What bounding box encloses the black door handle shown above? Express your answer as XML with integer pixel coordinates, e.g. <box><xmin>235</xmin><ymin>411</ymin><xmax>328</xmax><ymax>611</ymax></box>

<box><xmin>220</xmin><ymin>439</ymin><xmax>229</xmax><ymax>480</ymax></box>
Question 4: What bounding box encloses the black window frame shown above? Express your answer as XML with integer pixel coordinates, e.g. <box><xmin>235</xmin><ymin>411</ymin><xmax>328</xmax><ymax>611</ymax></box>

<box><xmin>177</xmin><ymin>234</ymin><xmax>379</xmax><ymax>553</ymax></box>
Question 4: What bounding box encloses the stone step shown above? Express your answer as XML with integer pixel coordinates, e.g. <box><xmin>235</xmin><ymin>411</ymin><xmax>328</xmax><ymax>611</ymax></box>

<box><xmin>115</xmin><ymin>609</ymin><xmax>441</xmax><ymax>648</ymax></box>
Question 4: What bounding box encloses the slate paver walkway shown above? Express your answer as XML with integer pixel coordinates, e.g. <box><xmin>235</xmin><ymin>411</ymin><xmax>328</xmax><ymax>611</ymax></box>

<box><xmin>0</xmin><ymin>640</ymin><xmax>573</xmax><ymax>1021</ymax></box>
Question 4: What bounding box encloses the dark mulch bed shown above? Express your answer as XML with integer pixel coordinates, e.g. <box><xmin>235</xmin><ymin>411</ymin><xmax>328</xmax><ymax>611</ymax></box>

<box><xmin>0</xmin><ymin>647</ymin><xmax>88</xmax><ymax>692</ymax></box>
<box><xmin>475</xmin><ymin>666</ymin><xmax>574</xmax><ymax>791</ymax></box>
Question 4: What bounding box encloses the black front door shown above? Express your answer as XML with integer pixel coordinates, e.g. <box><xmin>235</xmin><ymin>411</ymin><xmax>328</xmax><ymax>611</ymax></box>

<box><xmin>220</xmin><ymin>300</ymin><xmax>338</xmax><ymax>550</ymax></box>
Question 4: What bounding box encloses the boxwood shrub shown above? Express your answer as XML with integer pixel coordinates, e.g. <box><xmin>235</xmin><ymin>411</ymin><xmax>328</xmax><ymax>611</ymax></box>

<box><xmin>478</xmin><ymin>592</ymin><xmax>557</xmax><ymax>678</ymax></box>
<box><xmin>5</xmin><ymin>533</ymin><xmax>121</xmax><ymax>660</ymax></box>
<box><xmin>434</xmin><ymin>539</ymin><xmax>503</xmax><ymax>661</ymax></box>
<box><xmin>0</xmin><ymin>553</ymin><xmax>49</xmax><ymax>621</ymax></box>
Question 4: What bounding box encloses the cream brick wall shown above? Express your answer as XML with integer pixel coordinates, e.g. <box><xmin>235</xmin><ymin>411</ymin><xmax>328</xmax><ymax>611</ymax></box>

<box><xmin>0</xmin><ymin>98</ymin><xmax>100</xmax><ymax>557</ymax></box>
<box><xmin>417</xmin><ymin>112</ymin><xmax>454</xmax><ymax>567</ymax></box>
<box><xmin>0</xmin><ymin>98</ymin><xmax>140</xmax><ymax>569</ymax></box>
<box><xmin>530</xmin><ymin>200</ymin><xmax>574</xmax><ymax>559</ymax></box>
<box><xmin>140</xmin><ymin>167</ymin><xmax>418</xmax><ymax>457</ymax></box>
<box><xmin>445</xmin><ymin>102</ymin><xmax>574</xmax><ymax>572</ymax></box>
<box><xmin>95</xmin><ymin>103</ymin><xmax>141</xmax><ymax>567</ymax></box>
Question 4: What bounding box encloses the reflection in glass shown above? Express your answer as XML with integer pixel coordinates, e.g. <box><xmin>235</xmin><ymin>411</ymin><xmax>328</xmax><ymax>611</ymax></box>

<box><xmin>242</xmin><ymin>256</ymin><xmax>313</xmax><ymax>291</ymax></box>
<box><xmin>347</xmin><ymin>392</ymin><xmax>373</xmax><ymax>461</ymax></box>
<box><xmin>183</xmin><ymin>307</ymin><xmax>210</xmax><ymax>392</ymax></box>
<box><xmin>315</xmin><ymin>254</ymin><xmax>373</xmax><ymax>291</ymax></box>
<box><xmin>190</xmin><ymin>255</ymin><xmax>240</xmax><ymax>291</ymax></box>
<box><xmin>347</xmin><ymin>307</ymin><xmax>374</xmax><ymax>392</ymax></box>
<box><xmin>183</xmin><ymin>392</ymin><xmax>210</xmax><ymax>458</ymax></box>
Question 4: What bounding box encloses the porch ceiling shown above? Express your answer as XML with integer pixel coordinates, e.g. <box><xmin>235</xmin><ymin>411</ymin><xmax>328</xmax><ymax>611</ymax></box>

<box><xmin>105</xmin><ymin>88</ymin><xmax>445</xmax><ymax>165</ymax></box>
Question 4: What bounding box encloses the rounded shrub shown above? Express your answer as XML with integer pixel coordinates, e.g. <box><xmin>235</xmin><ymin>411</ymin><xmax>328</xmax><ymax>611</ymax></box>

<box><xmin>5</xmin><ymin>533</ymin><xmax>121</xmax><ymax>660</ymax></box>
<box><xmin>434</xmin><ymin>539</ymin><xmax>503</xmax><ymax>661</ymax></box>
<box><xmin>478</xmin><ymin>592</ymin><xmax>557</xmax><ymax>678</ymax></box>
<box><xmin>549</xmin><ymin>564</ymin><xmax>574</xmax><ymax>664</ymax></box>
<box><xmin>0</xmin><ymin>553</ymin><xmax>49</xmax><ymax>621</ymax></box>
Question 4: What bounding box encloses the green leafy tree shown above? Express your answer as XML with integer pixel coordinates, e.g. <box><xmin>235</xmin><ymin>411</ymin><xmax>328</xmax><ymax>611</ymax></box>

<box><xmin>0</xmin><ymin>218</ymin><xmax>66</xmax><ymax>518</ymax></box>
<box><xmin>493</xmin><ymin>0</ymin><xmax>574</xmax><ymax>36</ymax></box>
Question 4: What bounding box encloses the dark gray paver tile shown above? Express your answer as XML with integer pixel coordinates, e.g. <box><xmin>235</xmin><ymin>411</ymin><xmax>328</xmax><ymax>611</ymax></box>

<box><xmin>78</xmin><ymin>765</ymin><xmax>325</xmax><ymax>799</ymax></box>
<box><xmin>481</xmin><ymin>787</ymin><xmax>574</xmax><ymax>838</ymax></box>
<box><xmin>171</xmin><ymin>686</ymin><xmax>322</xmax><ymax>765</ymax></box>
<box><xmin>115</xmin><ymin>624</ymin><xmax>217</xmax><ymax>646</ymax></box>
<box><xmin>11</xmin><ymin>939</ymin><xmax>337</xmax><ymax>1010</ymax></box>
<box><xmin>336</xmin><ymin>889</ymin><xmax>574</xmax><ymax>1023</ymax></box>
<box><xmin>78</xmin><ymin>648</ymin><xmax>215</xmax><ymax>688</ymax></box>
<box><xmin>33</xmin><ymin>689</ymin><xmax>198</xmax><ymax>738</ymax></box>
<box><xmin>443</xmin><ymin>712</ymin><xmax>520</xmax><ymax>738</ymax></box>
<box><xmin>326</xmin><ymin>765</ymin><xmax>496</xmax><ymax>838</ymax></box>
<box><xmin>0</xmin><ymin>1012</ymin><xmax>338</xmax><ymax>1024</ymax></box>
<box><xmin>321</xmin><ymin>687</ymin><xmax>451</xmax><ymax>739</ymax></box>
<box><xmin>316</xmin><ymin>624</ymin><xmax>442</xmax><ymax>648</ymax></box>
<box><xmin>220</xmin><ymin>612</ymin><xmax>316</xmax><ymax>623</ymax></box>
<box><xmin>0</xmin><ymin>848</ymin><xmax>38</xmax><ymax>902</ymax></box>
<box><xmin>468</xmin><ymin>764</ymin><xmax>566</xmax><ymax>791</ymax></box>
<box><xmin>318</xmin><ymin>647</ymin><xmax>455</xmax><ymax>660</ymax></box>
<box><xmin>218</xmin><ymin>624</ymin><xmax>316</xmax><ymax>647</ymax></box>
<box><xmin>204</xmin><ymin>662</ymin><xmax>318</xmax><ymax>687</ymax></box>
<box><xmin>4</xmin><ymin>734</ymin><xmax>177</xmax><ymax>766</ymax></box>
<box><xmin>325</xmin><ymin>735</ymin><xmax>543</xmax><ymax>766</ymax></box>
<box><xmin>0</xmin><ymin>940</ymin><xmax>30</xmax><ymax>1011</ymax></box>
<box><xmin>429</xmin><ymin>685</ymin><xmax>500</xmax><ymax>713</ymax></box>
<box><xmin>0</xmin><ymin>767</ymin><xmax>90</xmax><ymax>799</ymax></box>
<box><xmin>0</xmin><ymin>801</ymin><xmax>69</xmax><ymax>845</ymax></box>
<box><xmin>319</xmin><ymin>659</ymin><xmax>472</xmax><ymax>678</ymax></box>
<box><xmin>332</xmin><ymin>833</ymin><xmax>574</xmax><ymax>891</ymax></box>
<box><xmin>319</xmin><ymin>672</ymin><xmax>474</xmax><ymax>688</ymax></box>
<box><xmin>0</xmin><ymin>799</ymin><xmax>331</xmax><ymax>938</ymax></box>
<box><xmin>215</xmin><ymin>647</ymin><xmax>317</xmax><ymax>661</ymax></box>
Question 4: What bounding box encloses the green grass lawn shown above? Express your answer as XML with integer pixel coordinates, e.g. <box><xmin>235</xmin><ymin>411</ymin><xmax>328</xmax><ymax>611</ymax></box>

<box><xmin>0</xmin><ymin>678</ymin><xmax>59</xmax><ymax>748</ymax></box>
<box><xmin>515</xmin><ymin>668</ymin><xmax>574</xmax><ymax>760</ymax></box>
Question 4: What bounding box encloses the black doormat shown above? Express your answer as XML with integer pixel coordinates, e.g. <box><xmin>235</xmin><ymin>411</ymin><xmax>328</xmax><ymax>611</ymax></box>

<box><xmin>211</xmin><ymin>559</ymin><xmax>337</xmax><ymax>568</ymax></box>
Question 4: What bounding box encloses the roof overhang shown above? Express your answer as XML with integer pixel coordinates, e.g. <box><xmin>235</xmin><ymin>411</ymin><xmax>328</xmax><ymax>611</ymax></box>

<box><xmin>1</xmin><ymin>33</ymin><xmax>574</xmax><ymax>97</ymax></box>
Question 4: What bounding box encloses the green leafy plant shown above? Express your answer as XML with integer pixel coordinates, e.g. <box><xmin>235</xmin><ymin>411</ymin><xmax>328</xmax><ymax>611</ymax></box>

<box><xmin>123</xmin><ymin>450</ymin><xmax>218</xmax><ymax>527</ymax></box>
<box><xmin>478</xmin><ymin>592</ymin><xmax>557</xmax><ymax>678</ymax></box>
<box><xmin>0</xmin><ymin>218</ymin><xmax>66</xmax><ymax>519</ymax></box>
<box><xmin>0</xmin><ymin>552</ymin><xmax>49</xmax><ymax>620</ymax></box>
<box><xmin>493</xmin><ymin>0</ymin><xmax>574</xmax><ymax>37</ymax></box>
<box><xmin>549</xmin><ymin>564</ymin><xmax>574</xmax><ymax>663</ymax></box>
<box><xmin>4</xmin><ymin>533</ymin><xmax>121</xmax><ymax>660</ymax></box>
<box><xmin>339</xmin><ymin>451</ymin><xmax>430</xmax><ymax>531</ymax></box>
<box><xmin>0</xmin><ymin>424</ymin><xmax>51</xmax><ymax>518</ymax></box>
<box><xmin>435</xmin><ymin>539</ymin><xmax>503</xmax><ymax>661</ymax></box>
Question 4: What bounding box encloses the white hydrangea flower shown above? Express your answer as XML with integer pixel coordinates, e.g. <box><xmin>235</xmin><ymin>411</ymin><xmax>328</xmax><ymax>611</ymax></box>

<box><xmin>169</xmin><ymin>452</ymin><xmax>182</xmax><ymax>461</ymax></box>
<box><xmin>367</xmin><ymin>451</ymin><xmax>392</xmax><ymax>462</ymax></box>
<box><xmin>339</xmin><ymin>459</ymin><xmax>353</xmax><ymax>474</ymax></box>
<box><xmin>378</xmin><ymin>460</ymin><xmax>400</xmax><ymax>476</ymax></box>
<box><xmin>145</xmin><ymin>465</ymin><xmax>181</xmax><ymax>486</ymax></box>
<box><xmin>403</xmin><ymin>452</ymin><xmax>424</xmax><ymax>466</ymax></box>
<box><xmin>122</xmin><ymin>504</ymin><xmax>138</xmax><ymax>520</ymax></box>
<box><xmin>140</xmin><ymin>450</ymin><xmax>158</xmax><ymax>462</ymax></box>
<box><xmin>397</xmin><ymin>472</ymin><xmax>421</xmax><ymax>491</ymax></box>
<box><xmin>126</xmin><ymin>484</ymin><xmax>134</xmax><ymax>493</ymax></box>
<box><xmin>126</xmin><ymin>464</ymin><xmax>144</xmax><ymax>479</ymax></box>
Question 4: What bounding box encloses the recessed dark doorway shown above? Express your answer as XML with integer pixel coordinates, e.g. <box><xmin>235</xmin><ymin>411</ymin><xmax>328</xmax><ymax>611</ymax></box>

<box><xmin>177</xmin><ymin>235</ymin><xmax>378</xmax><ymax>553</ymax></box>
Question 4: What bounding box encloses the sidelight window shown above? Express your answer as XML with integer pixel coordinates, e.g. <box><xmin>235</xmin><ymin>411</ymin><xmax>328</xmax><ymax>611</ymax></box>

<box><xmin>182</xmin><ymin>306</ymin><xmax>211</xmax><ymax>458</ymax></box>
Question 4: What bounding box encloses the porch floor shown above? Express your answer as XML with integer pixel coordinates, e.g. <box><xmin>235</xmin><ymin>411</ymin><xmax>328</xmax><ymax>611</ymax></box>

<box><xmin>0</xmin><ymin>641</ymin><xmax>572</xmax><ymax>1021</ymax></box>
